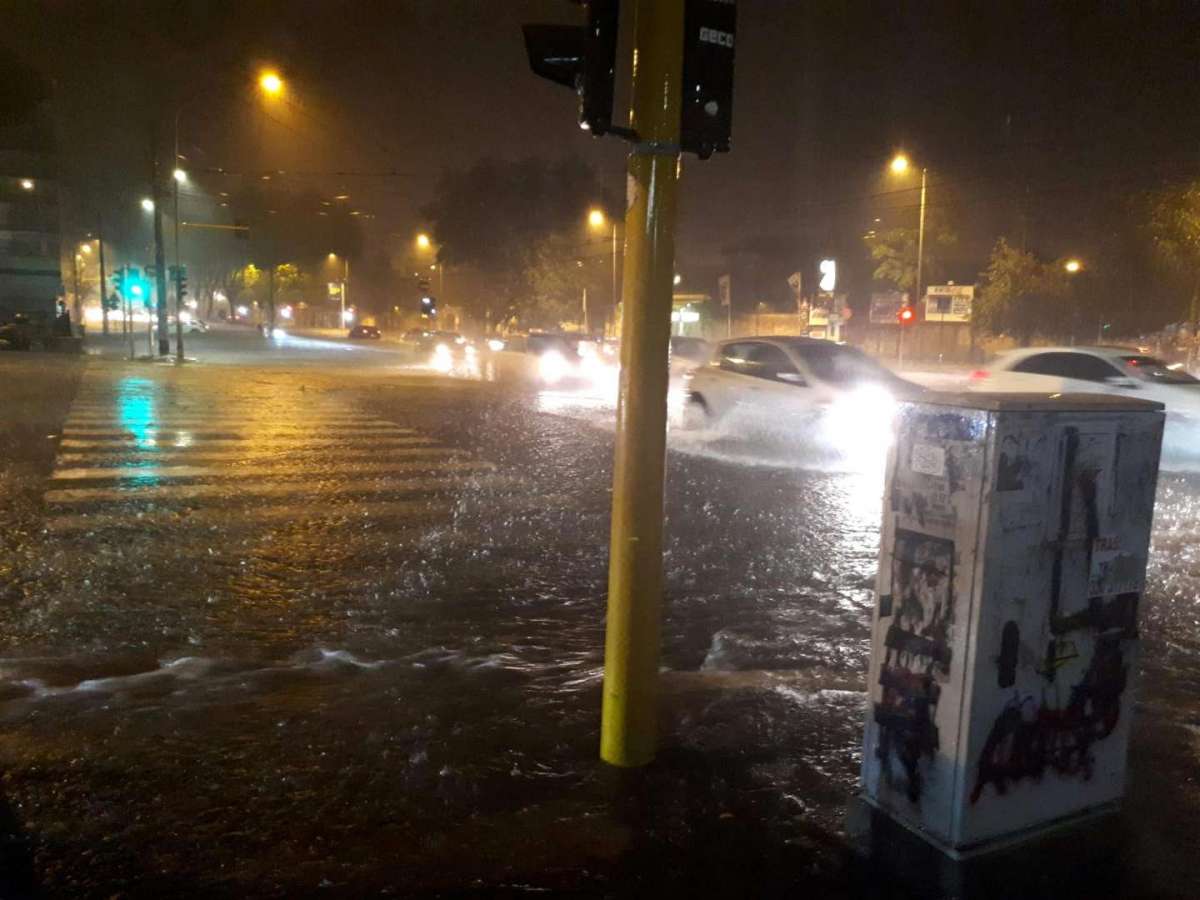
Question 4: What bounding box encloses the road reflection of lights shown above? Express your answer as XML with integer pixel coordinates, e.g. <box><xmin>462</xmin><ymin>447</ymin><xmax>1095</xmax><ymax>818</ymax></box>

<box><xmin>271</xmin><ymin>327</ymin><xmax>287</xmax><ymax>340</ymax></box>
<box><xmin>536</xmin><ymin>388</ymin><xmax>615</xmax><ymax>416</ymax></box>
<box><xmin>116</xmin><ymin>377</ymin><xmax>159</xmax><ymax>453</ymax></box>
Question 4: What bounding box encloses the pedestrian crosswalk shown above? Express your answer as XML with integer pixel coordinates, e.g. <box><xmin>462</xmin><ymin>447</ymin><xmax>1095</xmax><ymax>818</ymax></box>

<box><xmin>41</xmin><ymin>369</ymin><xmax>547</xmax><ymax>540</ymax></box>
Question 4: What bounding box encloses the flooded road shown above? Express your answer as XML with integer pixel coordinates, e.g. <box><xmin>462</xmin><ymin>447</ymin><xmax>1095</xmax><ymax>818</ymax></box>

<box><xmin>0</xmin><ymin>337</ymin><xmax>1198</xmax><ymax>897</ymax></box>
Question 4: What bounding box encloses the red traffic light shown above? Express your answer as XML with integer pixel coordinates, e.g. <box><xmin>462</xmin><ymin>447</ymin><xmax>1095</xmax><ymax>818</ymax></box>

<box><xmin>898</xmin><ymin>305</ymin><xmax>915</xmax><ymax>324</ymax></box>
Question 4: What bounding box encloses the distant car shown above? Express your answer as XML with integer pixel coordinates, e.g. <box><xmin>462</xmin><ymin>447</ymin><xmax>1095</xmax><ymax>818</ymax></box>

<box><xmin>970</xmin><ymin>346</ymin><xmax>1200</xmax><ymax>453</ymax></box>
<box><xmin>401</xmin><ymin>328</ymin><xmax>432</xmax><ymax>345</ymax></box>
<box><xmin>683</xmin><ymin>336</ymin><xmax>920</xmax><ymax>446</ymax></box>
<box><xmin>0</xmin><ymin>314</ymin><xmax>34</xmax><ymax>350</ymax></box>
<box><xmin>188</xmin><ymin>319</ymin><xmax>210</xmax><ymax>333</ymax></box>
<box><xmin>349</xmin><ymin>324</ymin><xmax>381</xmax><ymax>339</ymax></box>
<box><xmin>525</xmin><ymin>333</ymin><xmax>587</xmax><ymax>385</ymax></box>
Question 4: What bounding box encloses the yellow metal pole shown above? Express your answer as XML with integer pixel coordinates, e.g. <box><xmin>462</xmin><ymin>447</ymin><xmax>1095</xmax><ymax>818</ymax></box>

<box><xmin>600</xmin><ymin>0</ymin><xmax>686</xmax><ymax>768</ymax></box>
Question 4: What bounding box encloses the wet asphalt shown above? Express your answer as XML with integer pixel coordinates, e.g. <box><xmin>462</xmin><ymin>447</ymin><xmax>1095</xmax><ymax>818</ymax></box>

<box><xmin>0</xmin><ymin>328</ymin><xmax>1196</xmax><ymax>898</ymax></box>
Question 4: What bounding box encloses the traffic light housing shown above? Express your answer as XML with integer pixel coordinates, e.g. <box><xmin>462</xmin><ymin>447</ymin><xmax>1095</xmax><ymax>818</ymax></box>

<box><xmin>898</xmin><ymin>305</ymin><xmax>916</xmax><ymax>325</ymax></box>
<box><xmin>112</xmin><ymin>267</ymin><xmax>126</xmax><ymax>297</ymax></box>
<box><xmin>681</xmin><ymin>0</ymin><xmax>737</xmax><ymax>159</ymax></box>
<box><xmin>172</xmin><ymin>264</ymin><xmax>188</xmax><ymax>303</ymax></box>
<box><xmin>523</xmin><ymin>0</ymin><xmax>620</xmax><ymax>136</ymax></box>
<box><xmin>420</xmin><ymin>295</ymin><xmax>438</xmax><ymax>319</ymax></box>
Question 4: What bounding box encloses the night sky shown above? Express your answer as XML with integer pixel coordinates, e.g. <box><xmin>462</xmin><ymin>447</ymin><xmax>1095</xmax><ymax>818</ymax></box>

<box><xmin>6</xmin><ymin>0</ymin><xmax>1200</xmax><ymax>316</ymax></box>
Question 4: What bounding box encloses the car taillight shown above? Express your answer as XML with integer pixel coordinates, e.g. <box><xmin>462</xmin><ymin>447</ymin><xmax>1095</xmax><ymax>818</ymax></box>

<box><xmin>969</xmin><ymin>369</ymin><xmax>990</xmax><ymax>381</ymax></box>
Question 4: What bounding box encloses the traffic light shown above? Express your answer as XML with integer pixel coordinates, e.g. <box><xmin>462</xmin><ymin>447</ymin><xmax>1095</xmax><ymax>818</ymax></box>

<box><xmin>681</xmin><ymin>0</ymin><xmax>737</xmax><ymax>159</ymax></box>
<box><xmin>898</xmin><ymin>305</ymin><xmax>916</xmax><ymax>325</ymax></box>
<box><xmin>420</xmin><ymin>295</ymin><xmax>438</xmax><ymax>319</ymax></box>
<box><xmin>112</xmin><ymin>267</ymin><xmax>126</xmax><ymax>297</ymax></box>
<box><xmin>173</xmin><ymin>264</ymin><xmax>188</xmax><ymax>303</ymax></box>
<box><xmin>523</xmin><ymin>0</ymin><xmax>620</xmax><ymax>136</ymax></box>
<box><xmin>124</xmin><ymin>267</ymin><xmax>146</xmax><ymax>303</ymax></box>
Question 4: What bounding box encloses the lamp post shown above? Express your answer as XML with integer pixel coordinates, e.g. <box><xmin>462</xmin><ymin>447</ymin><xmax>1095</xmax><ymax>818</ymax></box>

<box><xmin>588</xmin><ymin>208</ymin><xmax>621</xmax><ymax>336</ymax></box>
<box><xmin>172</xmin><ymin>154</ymin><xmax>186</xmax><ymax>362</ymax></box>
<box><xmin>890</xmin><ymin>153</ymin><xmax>928</xmax><ymax>308</ymax></box>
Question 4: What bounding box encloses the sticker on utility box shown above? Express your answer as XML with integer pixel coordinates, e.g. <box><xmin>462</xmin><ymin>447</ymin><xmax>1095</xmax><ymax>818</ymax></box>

<box><xmin>911</xmin><ymin>442</ymin><xmax>946</xmax><ymax>477</ymax></box>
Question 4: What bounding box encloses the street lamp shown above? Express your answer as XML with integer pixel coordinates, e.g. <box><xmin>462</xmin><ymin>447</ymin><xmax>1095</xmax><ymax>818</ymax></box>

<box><xmin>888</xmin><ymin>152</ymin><xmax>928</xmax><ymax>306</ymax></box>
<box><xmin>259</xmin><ymin>71</ymin><xmax>284</xmax><ymax>96</ymax></box>
<box><xmin>19</xmin><ymin>178</ymin><xmax>33</xmax><ymax>191</ymax></box>
<box><xmin>141</xmin><ymin>197</ymin><xmax>155</xmax><ymax>212</ymax></box>
<box><xmin>328</xmin><ymin>252</ymin><xmax>349</xmax><ymax>328</ymax></box>
<box><xmin>1064</xmin><ymin>258</ymin><xmax>1082</xmax><ymax>274</ymax></box>
<box><xmin>173</xmin><ymin>168</ymin><xmax>187</xmax><ymax>184</ymax></box>
<box><xmin>587</xmin><ymin>208</ymin><xmax>620</xmax><ymax>336</ymax></box>
<box><xmin>416</xmin><ymin>232</ymin><xmax>432</xmax><ymax>250</ymax></box>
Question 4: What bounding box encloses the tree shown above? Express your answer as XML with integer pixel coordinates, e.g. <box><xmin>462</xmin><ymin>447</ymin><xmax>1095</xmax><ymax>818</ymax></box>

<box><xmin>421</xmin><ymin>156</ymin><xmax>613</xmax><ymax>324</ymax></box>
<box><xmin>863</xmin><ymin>214</ymin><xmax>957</xmax><ymax>296</ymax></box>
<box><xmin>1148</xmin><ymin>180</ymin><xmax>1200</xmax><ymax>360</ymax></box>
<box><xmin>975</xmin><ymin>238</ymin><xmax>1070</xmax><ymax>345</ymax></box>
<box><xmin>522</xmin><ymin>234</ymin><xmax>607</xmax><ymax>330</ymax></box>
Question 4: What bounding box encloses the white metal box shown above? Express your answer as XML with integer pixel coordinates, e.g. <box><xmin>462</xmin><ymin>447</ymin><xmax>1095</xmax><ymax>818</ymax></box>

<box><xmin>861</xmin><ymin>393</ymin><xmax>1164</xmax><ymax>855</ymax></box>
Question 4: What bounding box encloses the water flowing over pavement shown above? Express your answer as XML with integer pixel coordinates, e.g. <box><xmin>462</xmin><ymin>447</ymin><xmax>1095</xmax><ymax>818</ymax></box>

<box><xmin>0</xmin><ymin>339</ymin><xmax>1198</xmax><ymax>898</ymax></box>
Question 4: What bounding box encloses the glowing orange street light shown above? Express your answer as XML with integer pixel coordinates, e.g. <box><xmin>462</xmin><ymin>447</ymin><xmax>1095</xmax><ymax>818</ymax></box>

<box><xmin>259</xmin><ymin>71</ymin><xmax>284</xmax><ymax>96</ymax></box>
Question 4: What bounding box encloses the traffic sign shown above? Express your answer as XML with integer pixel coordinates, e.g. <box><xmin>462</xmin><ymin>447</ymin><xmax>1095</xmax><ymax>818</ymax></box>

<box><xmin>924</xmin><ymin>284</ymin><xmax>974</xmax><ymax>323</ymax></box>
<box><xmin>718</xmin><ymin>274</ymin><xmax>731</xmax><ymax>307</ymax></box>
<box><xmin>870</xmin><ymin>291</ymin><xmax>906</xmax><ymax>325</ymax></box>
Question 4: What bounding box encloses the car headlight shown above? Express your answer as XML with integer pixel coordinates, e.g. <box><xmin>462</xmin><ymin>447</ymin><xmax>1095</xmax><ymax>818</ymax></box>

<box><xmin>432</xmin><ymin>343</ymin><xmax>453</xmax><ymax>372</ymax></box>
<box><xmin>821</xmin><ymin>386</ymin><xmax>898</xmax><ymax>452</ymax></box>
<box><xmin>538</xmin><ymin>350</ymin><xmax>569</xmax><ymax>384</ymax></box>
<box><xmin>487</xmin><ymin>338</ymin><xmax>506</xmax><ymax>352</ymax></box>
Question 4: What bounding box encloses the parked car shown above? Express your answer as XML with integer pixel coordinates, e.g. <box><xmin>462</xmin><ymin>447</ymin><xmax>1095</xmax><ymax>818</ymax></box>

<box><xmin>349</xmin><ymin>324</ymin><xmax>382</xmax><ymax>339</ymax></box>
<box><xmin>683</xmin><ymin>336</ymin><xmax>921</xmax><ymax>448</ymax></box>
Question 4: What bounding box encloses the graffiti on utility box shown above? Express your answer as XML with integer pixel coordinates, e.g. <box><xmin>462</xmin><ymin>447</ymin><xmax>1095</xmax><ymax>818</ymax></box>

<box><xmin>862</xmin><ymin>396</ymin><xmax>1162</xmax><ymax>855</ymax></box>
<box><xmin>873</xmin><ymin>530</ymin><xmax>955</xmax><ymax>803</ymax></box>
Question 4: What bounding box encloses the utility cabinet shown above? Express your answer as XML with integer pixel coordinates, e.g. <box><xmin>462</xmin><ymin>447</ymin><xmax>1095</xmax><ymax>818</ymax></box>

<box><xmin>861</xmin><ymin>393</ymin><xmax>1164</xmax><ymax>855</ymax></box>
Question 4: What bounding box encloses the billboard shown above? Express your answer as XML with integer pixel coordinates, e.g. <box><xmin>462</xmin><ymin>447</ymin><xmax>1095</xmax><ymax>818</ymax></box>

<box><xmin>925</xmin><ymin>285</ymin><xmax>974</xmax><ymax>323</ymax></box>
<box><xmin>870</xmin><ymin>291</ymin><xmax>906</xmax><ymax>325</ymax></box>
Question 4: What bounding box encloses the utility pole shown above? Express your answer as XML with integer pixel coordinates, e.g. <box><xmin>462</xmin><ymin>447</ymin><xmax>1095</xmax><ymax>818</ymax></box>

<box><xmin>173</xmin><ymin>111</ymin><xmax>185</xmax><ymax>363</ymax></box>
<box><xmin>582</xmin><ymin>286</ymin><xmax>589</xmax><ymax>333</ymax></box>
<box><xmin>611</xmin><ymin>223</ymin><xmax>619</xmax><ymax>337</ymax></box>
<box><xmin>524</xmin><ymin>0</ymin><xmax>734</xmax><ymax>767</ymax></box>
<box><xmin>915</xmin><ymin>166</ymin><xmax>927</xmax><ymax>309</ymax></box>
<box><xmin>343</xmin><ymin>257</ymin><xmax>350</xmax><ymax>327</ymax></box>
<box><xmin>70</xmin><ymin>251</ymin><xmax>81</xmax><ymax>327</ymax></box>
<box><xmin>97</xmin><ymin>220</ymin><xmax>108</xmax><ymax>336</ymax></box>
<box><xmin>600</xmin><ymin>0</ymin><xmax>686</xmax><ymax>768</ymax></box>
<box><xmin>151</xmin><ymin>125</ymin><xmax>170</xmax><ymax>356</ymax></box>
<box><xmin>267</xmin><ymin>263</ymin><xmax>276</xmax><ymax>329</ymax></box>
<box><xmin>126</xmin><ymin>272</ymin><xmax>135</xmax><ymax>360</ymax></box>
